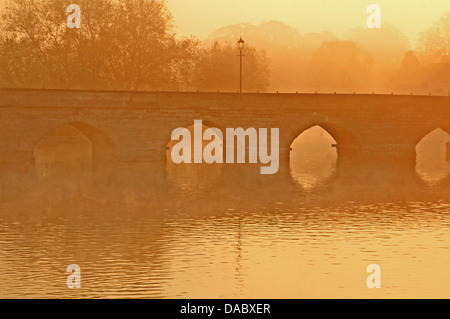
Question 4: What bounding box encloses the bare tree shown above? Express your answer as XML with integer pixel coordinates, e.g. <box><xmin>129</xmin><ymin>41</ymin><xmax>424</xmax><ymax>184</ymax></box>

<box><xmin>0</xmin><ymin>0</ymin><xmax>199</xmax><ymax>90</ymax></box>
<box><xmin>417</xmin><ymin>12</ymin><xmax>450</xmax><ymax>57</ymax></box>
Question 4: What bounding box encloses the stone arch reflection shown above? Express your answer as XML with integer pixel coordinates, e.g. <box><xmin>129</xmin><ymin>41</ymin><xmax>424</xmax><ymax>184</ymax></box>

<box><xmin>289</xmin><ymin>126</ymin><xmax>338</xmax><ymax>190</ymax></box>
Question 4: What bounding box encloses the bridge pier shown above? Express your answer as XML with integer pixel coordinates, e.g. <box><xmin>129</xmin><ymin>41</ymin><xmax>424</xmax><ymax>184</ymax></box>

<box><xmin>95</xmin><ymin>148</ymin><xmax>170</xmax><ymax>189</ymax></box>
<box><xmin>217</xmin><ymin>148</ymin><xmax>293</xmax><ymax>192</ymax></box>
<box><xmin>0</xmin><ymin>151</ymin><xmax>35</xmax><ymax>202</ymax></box>
<box><xmin>334</xmin><ymin>143</ymin><xmax>419</xmax><ymax>185</ymax></box>
<box><xmin>0</xmin><ymin>150</ymin><xmax>35</xmax><ymax>167</ymax></box>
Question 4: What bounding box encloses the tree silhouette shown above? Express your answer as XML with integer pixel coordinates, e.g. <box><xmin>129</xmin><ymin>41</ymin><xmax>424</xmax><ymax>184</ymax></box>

<box><xmin>0</xmin><ymin>0</ymin><xmax>199</xmax><ymax>90</ymax></box>
<box><xmin>206</xmin><ymin>21</ymin><xmax>336</xmax><ymax>92</ymax></box>
<box><xmin>418</xmin><ymin>12</ymin><xmax>450</xmax><ymax>58</ymax></box>
<box><xmin>306</xmin><ymin>40</ymin><xmax>373</xmax><ymax>93</ymax></box>
<box><xmin>192</xmin><ymin>42</ymin><xmax>270</xmax><ymax>92</ymax></box>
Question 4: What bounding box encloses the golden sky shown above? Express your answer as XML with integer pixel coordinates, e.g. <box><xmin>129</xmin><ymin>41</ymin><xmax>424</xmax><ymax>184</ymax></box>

<box><xmin>168</xmin><ymin>0</ymin><xmax>450</xmax><ymax>44</ymax></box>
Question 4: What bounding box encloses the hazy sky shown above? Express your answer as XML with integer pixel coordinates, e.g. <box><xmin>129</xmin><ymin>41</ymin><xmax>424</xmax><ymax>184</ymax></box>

<box><xmin>167</xmin><ymin>0</ymin><xmax>450</xmax><ymax>45</ymax></box>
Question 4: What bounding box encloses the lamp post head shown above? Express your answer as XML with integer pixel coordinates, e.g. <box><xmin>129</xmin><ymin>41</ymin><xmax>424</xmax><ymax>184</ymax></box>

<box><xmin>238</xmin><ymin>36</ymin><xmax>245</xmax><ymax>50</ymax></box>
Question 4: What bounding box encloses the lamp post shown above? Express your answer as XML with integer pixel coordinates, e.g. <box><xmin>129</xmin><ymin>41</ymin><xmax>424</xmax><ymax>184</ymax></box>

<box><xmin>238</xmin><ymin>37</ymin><xmax>245</xmax><ymax>93</ymax></box>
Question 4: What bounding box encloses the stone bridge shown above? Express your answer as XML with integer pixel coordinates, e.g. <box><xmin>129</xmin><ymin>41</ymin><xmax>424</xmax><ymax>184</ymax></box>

<box><xmin>0</xmin><ymin>88</ymin><xmax>449</xmax><ymax>178</ymax></box>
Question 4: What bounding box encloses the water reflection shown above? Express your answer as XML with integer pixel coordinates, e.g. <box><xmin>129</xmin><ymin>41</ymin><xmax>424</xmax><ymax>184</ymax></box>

<box><xmin>1</xmin><ymin>184</ymin><xmax>450</xmax><ymax>298</ymax></box>
<box><xmin>1</xmin><ymin>146</ymin><xmax>450</xmax><ymax>298</ymax></box>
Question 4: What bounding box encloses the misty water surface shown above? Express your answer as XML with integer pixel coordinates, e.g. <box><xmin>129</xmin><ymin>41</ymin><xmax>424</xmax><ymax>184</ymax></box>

<box><xmin>1</xmin><ymin>126</ymin><xmax>450</xmax><ymax>298</ymax></box>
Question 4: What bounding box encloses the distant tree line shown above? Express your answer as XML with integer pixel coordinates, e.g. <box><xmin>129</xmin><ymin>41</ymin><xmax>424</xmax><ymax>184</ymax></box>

<box><xmin>207</xmin><ymin>17</ymin><xmax>450</xmax><ymax>94</ymax></box>
<box><xmin>1</xmin><ymin>0</ymin><xmax>448</xmax><ymax>94</ymax></box>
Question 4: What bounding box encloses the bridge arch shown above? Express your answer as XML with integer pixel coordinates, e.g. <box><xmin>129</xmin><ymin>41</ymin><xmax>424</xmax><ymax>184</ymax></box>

<box><xmin>286</xmin><ymin>121</ymin><xmax>362</xmax><ymax>188</ymax></box>
<box><xmin>287</xmin><ymin>122</ymin><xmax>362</xmax><ymax>165</ymax></box>
<box><xmin>415</xmin><ymin>127</ymin><xmax>450</xmax><ymax>184</ymax></box>
<box><xmin>33</xmin><ymin>121</ymin><xmax>117</xmax><ymax>165</ymax></box>
<box><xmin>289</xmin><ymin>125</ymin><xmax>338</xmax><ymax>189</ymax></box>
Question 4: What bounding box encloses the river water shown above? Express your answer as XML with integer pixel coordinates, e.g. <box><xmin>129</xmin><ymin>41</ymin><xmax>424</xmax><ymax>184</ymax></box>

<box><xmin>1</xmin><ymin>159</ymin><xmax>450</xmax><ymax>299</ymax></box>
<box><xmin>1</xmin><ymin>126</ymin><xmax>450</xmax><ymax>298</ymax></box>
